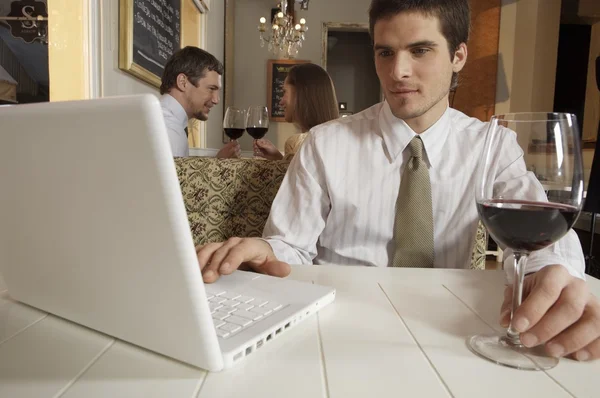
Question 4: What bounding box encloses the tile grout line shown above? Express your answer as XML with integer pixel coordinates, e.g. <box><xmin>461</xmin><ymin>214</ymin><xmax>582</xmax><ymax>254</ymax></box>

<box><xmin>0</xmin><ymin>313</ymin><xmax>48</xmax><ymax>346</ymax></box>
<box><xmin>54</xmin><ymin>339</ymin><xmax>116</xmax><ymax>398</ymax></box>
<box><xmin>441</xmin><ymin>284</ymin><xmax>577</xmax><ymax>398</ymax></box>
<box><xmin>378</xmin><ymin>283</ymin><xmax>455</xmax><ymax>398</ymax></box>
<box><xmin>316</xmin><ymin>312</ymin><xmax>332</xmax><ymax>398</ymax></box>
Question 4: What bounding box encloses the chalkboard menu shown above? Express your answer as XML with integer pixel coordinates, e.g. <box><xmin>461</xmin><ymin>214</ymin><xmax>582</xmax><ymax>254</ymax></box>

<box><xmin>267</xmin><ymin>59</ymin><xmax>309</xmax><ymax>121</ymax></box>
<box><xmin>119</xmin><ymin>0</ymin><xmax>182</xmax><ymax>87</ymax></box>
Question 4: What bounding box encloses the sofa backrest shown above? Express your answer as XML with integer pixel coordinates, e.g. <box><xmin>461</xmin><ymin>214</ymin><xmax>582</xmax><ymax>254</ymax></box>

<box><xmin>175</xmin><ymin>157</ymin><xmax>487</xmax><ymax>270</ymax></box>
<box><xmin>176</xmin><ymin>157</ymin><xmax>290</xmax><ymax>246</ymax></box>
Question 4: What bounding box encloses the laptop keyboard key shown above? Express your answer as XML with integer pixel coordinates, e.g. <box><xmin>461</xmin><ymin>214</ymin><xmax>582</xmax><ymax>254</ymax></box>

<box><xmin>233</xmin><ymin>309</ymin><xmax>263</xmax><ymax>321</ymax></box>
<box><xmin>226</xmin><ymin>315</ymin><xmax>253</xmax><ymax>327</ymax></box>
<box><xmin>249</xmin><ymin>306</ymin><xmax>272</xmax><ymax>316</ymax></box>
<box><xmin>222</xmin><ymin>299</ymin><xmax>240</xmax><ymax>307</ymax></box>
<box><xmin>219</xmin><ymin>323</ymin><xmax>241</xmax><ymax>333</ymax></box>
<box><xmin>212</xmin><ymin>311</ymin><xmax>230</xmax><ymax>320</ymax></box>
<box><xmin>237</xmin><ymin>303</ymin><xmax>254</xmax><ymax>311</ymax></box>
<box><xmin>209</xmin><ymin>297</ymin><xmax>227</xmax><ymax>304</ymax></box>
<box><xmin>209</xmin><ymin>303</ymin><xmax>223</xmax><ymax>313</ymax></box>
<box><xmin>263</xmin><ymin>302</ymin><xmax>282</xmax><ymax>311</ymax></box>
<box><xmin>221</xmin><ymin>292</ymin><xmax>241</xmax><ymax>300</ymax></box>
<box><xmin>220</xmin><ymin>305</ymin><xmax>237</xmax><ymax>313</ymax></box>
<box><xmin>216</xmin><ymin>329</ymin><xmax>230</xmax><ymax>338</ymax></box>
<box><xmin>212</xmin><ymin>318</ymin><xmax>226</xmax><ymax>328</ymax></box>
<box><xmin>237</xmin><ymin>296</ymin><xmax>254</xmax><ymax>303</ymax></box>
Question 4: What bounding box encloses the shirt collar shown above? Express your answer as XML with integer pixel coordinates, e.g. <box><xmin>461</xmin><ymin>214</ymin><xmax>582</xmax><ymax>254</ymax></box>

<box><xmin>160</xmin><ymin>94</ymin><xmax>189</xmax><ymax>131</ymax></box>
<box><xmin>378</xmin><ymin>100</ymin><xmax>452</xmax><ymax>169</ymax></box>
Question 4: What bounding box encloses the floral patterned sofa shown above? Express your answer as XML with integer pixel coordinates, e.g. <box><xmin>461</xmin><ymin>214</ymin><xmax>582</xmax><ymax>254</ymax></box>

<box><xmin>175</xmin><ymin>157</ymin><xmax>487</xmax><ymax>269</ymax></box>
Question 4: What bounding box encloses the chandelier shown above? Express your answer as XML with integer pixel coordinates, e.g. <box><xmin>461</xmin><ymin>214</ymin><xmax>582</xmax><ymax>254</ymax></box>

<box><xmin>258</xmin><ymin>0</ymin><xmax>308</xmax><ymax>59</ymax></box>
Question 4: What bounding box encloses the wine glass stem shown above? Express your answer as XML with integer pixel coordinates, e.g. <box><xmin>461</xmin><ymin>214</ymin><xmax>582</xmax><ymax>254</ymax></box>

<box><xmin>506</xmin><ymin>252</ymin><xmax>527</xmax><ymax>345</ymax></box>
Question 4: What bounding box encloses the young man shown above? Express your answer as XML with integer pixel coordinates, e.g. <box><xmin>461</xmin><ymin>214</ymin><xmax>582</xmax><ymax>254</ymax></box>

<box><xmin>195</xmin><ymin>0</ymin><xmax>600</xmax><ymax>361</ymax></box>
<box><xmin>160</xmin><ymin>46</ymin><xmax>240</xmax><ymax>158</ymax></box>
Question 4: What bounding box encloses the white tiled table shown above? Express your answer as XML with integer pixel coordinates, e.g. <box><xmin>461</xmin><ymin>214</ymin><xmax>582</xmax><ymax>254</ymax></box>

<box><xmin>1</xmin><ymin>267</ymin><xmax>599</xmax><ymax>398</ymax></box>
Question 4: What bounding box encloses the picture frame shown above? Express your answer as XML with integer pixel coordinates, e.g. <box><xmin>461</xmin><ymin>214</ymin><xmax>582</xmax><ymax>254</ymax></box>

<box><xmin>118</xmin><ymin>0</ymin><xmax>183</xmax><ymax>88</ymax></box>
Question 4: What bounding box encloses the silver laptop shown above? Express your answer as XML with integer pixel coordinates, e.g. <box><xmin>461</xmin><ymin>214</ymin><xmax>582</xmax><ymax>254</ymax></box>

<box><xmin>0</xmin><ymin>95</ymin><xmax>335</xmax><ymax>371</ymax></box>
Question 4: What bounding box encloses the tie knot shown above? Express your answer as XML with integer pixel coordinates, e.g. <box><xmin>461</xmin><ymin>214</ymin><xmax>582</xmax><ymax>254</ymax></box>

<box><xmin>408</xmin><ymin>136</ymin><xmax>424</xmax><ymax>158</ymax></box>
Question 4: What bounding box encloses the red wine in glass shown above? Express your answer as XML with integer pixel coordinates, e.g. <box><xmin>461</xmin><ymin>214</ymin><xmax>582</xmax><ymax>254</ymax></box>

<box><xmin>246</xmin><ymin>106</ymin><xmax>269</xmax><ymax>157</ymax></box>
<box><xmin>477</xmin><ymin>199</ymin><xmax>579</xmax><ymax>252</ymax></box>
<box><xmin>224</xmin><ymin>128</ymin><xmax>245</xmax><ymax>140</ymax></box>
<box><xmin>246</xmin><ymin>127</ymin><xmax>268</xmax><ymax>139</ymax></box>
<box><xmin>223</xmin><ymin>107</ymin><xmax>246</xmax><ymax>143</ymax></box>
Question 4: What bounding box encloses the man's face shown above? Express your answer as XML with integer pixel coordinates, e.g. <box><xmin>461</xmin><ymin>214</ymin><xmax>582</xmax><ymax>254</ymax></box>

<box><xmin>373</xmin><ymin>12</ymin><xmax>467</xmax><ymax>128</ymax></box>
<box><xmin>280</xmin><ymin>79</ymin><xmax>295</xmax><ymax>123</ymax></box>
<box><xmin>182</xmin><ymin>70</ymin><xmax>221</xmax><ymax>121</ymax></box>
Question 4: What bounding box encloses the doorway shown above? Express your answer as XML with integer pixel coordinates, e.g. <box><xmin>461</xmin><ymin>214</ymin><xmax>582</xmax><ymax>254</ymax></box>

<box><xmin>322</xmin><ymin>23</ymin><xmax>380</xmax><ymax>116</ymax></box>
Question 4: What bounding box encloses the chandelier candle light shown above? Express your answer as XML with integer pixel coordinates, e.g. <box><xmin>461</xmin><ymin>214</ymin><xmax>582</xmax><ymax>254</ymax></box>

<box><xmin>258</xmin><ymin>0</ymin><xmax>307</xmax><ymax>59</ymax></box>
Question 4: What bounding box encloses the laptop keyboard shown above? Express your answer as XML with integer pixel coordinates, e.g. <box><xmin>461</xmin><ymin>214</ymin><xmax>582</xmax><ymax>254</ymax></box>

<box><xmin>205</xmin><ymin>288</ymin><xmax>285</xmax><ymax>339</ymax></box>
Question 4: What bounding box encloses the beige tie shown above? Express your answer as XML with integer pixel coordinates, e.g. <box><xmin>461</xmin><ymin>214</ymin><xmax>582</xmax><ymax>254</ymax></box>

<box><xmin>392</xmin><ymin>136</ymin><xmax>434</xmax><ymax>268</ymax></box>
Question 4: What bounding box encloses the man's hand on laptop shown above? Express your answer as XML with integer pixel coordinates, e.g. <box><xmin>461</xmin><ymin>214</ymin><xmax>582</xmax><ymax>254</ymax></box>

<box><xmin>196</xmin><ymin>237</ymin><xmax>291</xmax><ymax>283</ymax></box>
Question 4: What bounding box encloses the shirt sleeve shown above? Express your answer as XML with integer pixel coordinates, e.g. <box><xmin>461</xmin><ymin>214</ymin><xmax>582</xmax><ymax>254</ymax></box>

<box><xmin>493</xmin><ymin>130</ymin><xmax>586</xmax><ymax>282</ymax></box>
<box><xmin>263</xmin><ymin>132</ymin><xmax>330</xmax><ymax>265</ymax></box>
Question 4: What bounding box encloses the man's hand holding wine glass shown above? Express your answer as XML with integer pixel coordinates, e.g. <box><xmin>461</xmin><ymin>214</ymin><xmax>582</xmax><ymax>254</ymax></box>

<box><xmin>500</xmin><ymin>265</ymin><xmax>600</xmax><ymax>362</ymax></box>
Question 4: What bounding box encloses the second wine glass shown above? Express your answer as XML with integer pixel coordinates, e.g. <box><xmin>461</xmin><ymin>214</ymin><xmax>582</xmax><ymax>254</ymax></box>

<box><xmin>246</xmin><ymin>106</ymin><xmax>269</xmax><ymax>157</ymax></box>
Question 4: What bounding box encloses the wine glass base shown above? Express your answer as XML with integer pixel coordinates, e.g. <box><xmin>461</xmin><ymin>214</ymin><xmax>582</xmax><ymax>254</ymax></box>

<box><xmin>467</xmin><ymin>334</ymin><xmax>559</xmax><ymax>370</ymax></box>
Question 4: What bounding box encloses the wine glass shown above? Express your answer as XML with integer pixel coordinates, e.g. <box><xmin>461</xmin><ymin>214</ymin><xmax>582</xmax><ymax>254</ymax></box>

<box><xmin>468</xmin><ymin>112</ymin><xmax>584</xmax><ymax>370</ymax></box>
<box><xmin>223</xmin><ymin>107</ymin><xmax>246</xmax><ymax>142</ymax></box>
<box><xmin>246</xmin><ymin>106</ymin><xmax>269</xmax><ymax>157</ymax></box>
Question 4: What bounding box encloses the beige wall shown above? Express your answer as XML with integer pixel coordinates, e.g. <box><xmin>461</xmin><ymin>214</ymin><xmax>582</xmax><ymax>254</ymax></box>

<box><xmin>495</xmin><ymin>0</ymin><xmax>561</xmax><ymax>115</ymax></box>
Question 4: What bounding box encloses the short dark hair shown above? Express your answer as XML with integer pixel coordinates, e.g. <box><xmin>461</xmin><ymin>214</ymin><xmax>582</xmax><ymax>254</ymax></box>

<box><xmin>286</xmin><ymin>63</ymin><xmax>339</xmax><ymax>132</ymax></box>
<box><xmin>160</xmin><ymin>46</ymin><xmax>224</xmax><ymax>95</ymax></box>
<box><xmin>369</xmin><ymin>0</ymin><xmax>470</xmax><ymax>89</ymax></box>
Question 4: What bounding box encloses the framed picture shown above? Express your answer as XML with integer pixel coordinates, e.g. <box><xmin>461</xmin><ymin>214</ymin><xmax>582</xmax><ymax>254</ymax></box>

<box><xmin>267</xmin><ymin>59</ymin><xmax>310</xmax><ymax>121</ymax></box>
<box><xmin>118</xmin><ymin>0</ymin><xmax>183</xmax><ymax>87</ymax></box>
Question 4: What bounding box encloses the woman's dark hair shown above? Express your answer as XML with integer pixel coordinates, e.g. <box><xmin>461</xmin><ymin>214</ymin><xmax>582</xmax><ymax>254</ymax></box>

<box><xmin>286</xmin><ymin>63</ymin><xmax>339</xmax><ymax>132</ymax></box>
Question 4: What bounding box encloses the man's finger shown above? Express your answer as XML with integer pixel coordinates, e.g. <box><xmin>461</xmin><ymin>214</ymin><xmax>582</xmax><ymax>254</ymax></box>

<box><xmin>572</xmin><ymin>336</ymin><xmax>600</xmax><ymax>362</ymax></box>
<box><xmin>218</xmin><ymin>239</ymin><xmax>280</xmax><ymax>275</ymax></box>
<box><xmin>519</xmin><ymin>281</ymin><xmax>588</xmax><ymax>348</ymax></box>
<box><xmin>205</xmin><ymin>238</ymin><xmax>243</xmax><ymax>278</ymax></box>
<box><xmin>511</xmin><ymin>266</ymin><xmax>566</xmax><ymax>333</ymax></box>
<box><xmin>543</xmin><ymin>298</ymin><xmax>600</xmax><ymax>356</ymax></box>
<box><xmin>256</xmin><ymin>260</ymin><xmax>292</xmax><ymax>278</ymax></box>
<box><xmin>196</xmin><ymin>242</ymin><xmax>224</xmax><ymax>270</ymax></box>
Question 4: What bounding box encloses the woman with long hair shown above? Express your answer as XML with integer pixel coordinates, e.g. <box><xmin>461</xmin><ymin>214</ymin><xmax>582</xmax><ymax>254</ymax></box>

<box><xmin>255</xmin><ymin>63</ymin><xmax>339</xmax><ymax>160</ymax></box>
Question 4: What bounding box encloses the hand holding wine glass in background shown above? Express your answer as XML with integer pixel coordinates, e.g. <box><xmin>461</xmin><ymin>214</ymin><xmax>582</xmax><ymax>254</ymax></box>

<box><xmin>468</xmin><ymin>112</ymin><xmax>600</xmax><ymax>369</ymax></box>
<box><xmin>246</xmin><ymin>106</ymin><xmax>269</xmax><ymax>158</ymax></box>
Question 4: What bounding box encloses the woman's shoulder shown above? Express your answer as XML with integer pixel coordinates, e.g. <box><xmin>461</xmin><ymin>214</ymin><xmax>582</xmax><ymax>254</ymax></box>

<box><xmin>284</xmin><ymin>133</ymin><xmax>308</xmax><ymax>157</ymax></box>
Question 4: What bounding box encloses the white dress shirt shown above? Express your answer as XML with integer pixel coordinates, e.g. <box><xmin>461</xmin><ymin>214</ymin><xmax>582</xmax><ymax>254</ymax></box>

<box><xmin>160</xmin><ymin>94</ymin><xmax>189</xmax><ymax>157</ymax></box>
<box><xmin>263</xmin><ymin>101</ymin><xmax>585</xmax><ymax>279</ymax></box>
